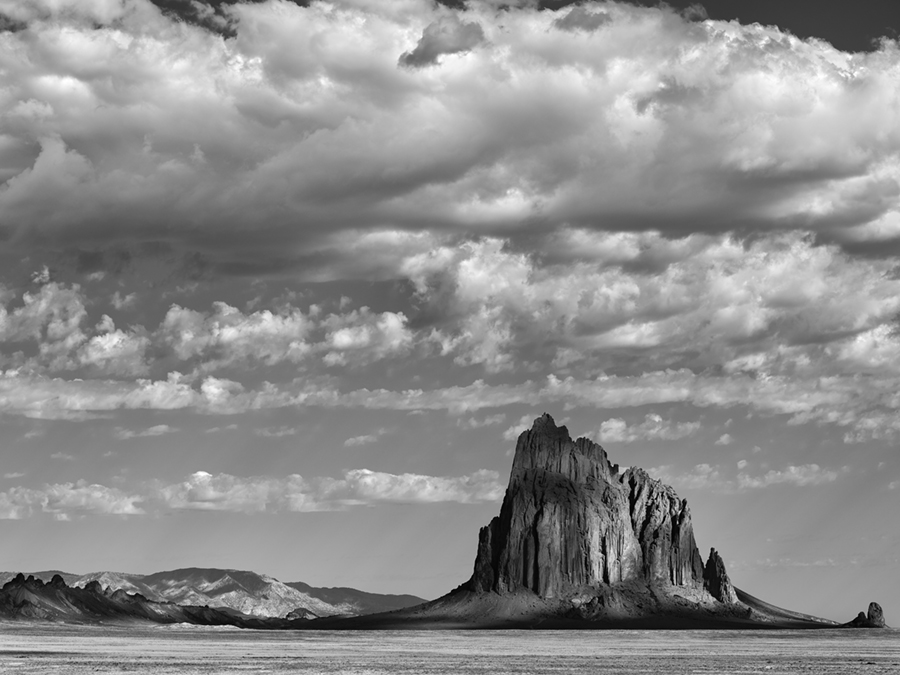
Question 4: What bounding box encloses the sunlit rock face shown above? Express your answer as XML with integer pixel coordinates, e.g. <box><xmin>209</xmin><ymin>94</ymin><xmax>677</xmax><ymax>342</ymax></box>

<box><xmin>467</xmin><ymin>414</ymin><xmax>705</xmax><ymax>598</ymax></box>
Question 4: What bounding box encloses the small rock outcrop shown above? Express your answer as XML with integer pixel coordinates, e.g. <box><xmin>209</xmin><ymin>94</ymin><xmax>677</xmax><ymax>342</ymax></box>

<box><xmin>466</xmin><ymin>414</ymin><xmax>707</xmax><ymax>599</ymax></box>
<box><xmin>845</xmin><ymin>602</ymin><xmax>887</xmax><ymax>628</ymax></box>
<box><xmin>703</xmin><ymin>548</ymin><xmax>738</xmax><ymax>604</ymax></box>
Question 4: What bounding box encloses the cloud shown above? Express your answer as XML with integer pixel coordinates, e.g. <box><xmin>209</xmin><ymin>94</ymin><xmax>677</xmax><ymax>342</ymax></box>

<box><xmin>158</xmin><ymin>302</ymin><xmax>312</xmax><ymax>368</ymax></box>
<box><xmin>157</xmin><ymin>468</ymin><xmax>504</xmax><ymax>513</ymax></box>
<box><xmin>0</xmin><ymin>0</ymin><xmax>899</xmax><ymax>280</ymax></box>
<box><xmin>652</xmin><ymin>462</ymin><xmax>848</xmax><ymax>492</ymax></box>
<box><xmin>50</xmin><ymin>452</ymin><xmax>74</xmax><ymax>461</ymax></box>
<box><xmin>737</xmin><ymin>464</ymin><xmax>846</xmax><ymax>489</ymax></box>
<box><xmin>0</xmin><ymin>480</ymin><xmax>143</xmax><ymax>519</ymax></box>
<box><xmin>343</xmin><ymin>428</ymin><xmax>388</xmax><ymax>447</ymax></box>
<box><xmin>328</xmin><ymin>468</ymin><xmax>504</xmax><ymax>504</ymax></box>
<box><xmin>399</xmin><ymin>14</ymin><xmax>486</xmax><ymax>68</ymax></box>
<box><xmin>598</xmin><ymin>413</ymin><xmax>700</xmax><ymax>443</ymax></box>
<box><xmin>502</xmin><ymin>414</ymin><xmax>536</xmax><ymax>442</ymax></box>
<box><xmin>2</xmin><ymin>2</ymin><xmax>900</xmax><ymax>446</ymax></box>
<box><xmin>157</xmin><ymin>301</ymin><xmax>411</xmax><ymax>371</ymax></box>
<box><xmin>3</xmin><ymin>472</ymin><xmax>25</xmax><ymax>479</ymax></box>
<box><xmin>458</xmin><ymin>413</ymin><xmax>506</xmax><ymax>429</ymax></box>
<box><xmin>255</xmin><ymin>426</ymin><xmax>298</xmax><ymax>438</ymax></box>
<box><xmin>157</xmin><ymin>471</ymin><xmax>305</xmax><ymax>513</ymax></box>
<box><xmin>111</xmin><ymin>292</ymin><xmax>137</xmax><ymax>310</ymax></box>
<box><xmin>715</xmin><ymin>433</ymin><xmax>734</xmax><ymax>446</ymax></box>
<box><xmin>114</xmin><ymin>424</ymin><xmax>176</xmax><ymax>440</ymax></box>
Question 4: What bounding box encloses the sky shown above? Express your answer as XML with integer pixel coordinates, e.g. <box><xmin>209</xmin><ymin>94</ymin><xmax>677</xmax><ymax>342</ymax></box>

<box><xmin>0</xmin><ymin>0</ymin><xmax>898</xmax><ymax>624</ymax></box>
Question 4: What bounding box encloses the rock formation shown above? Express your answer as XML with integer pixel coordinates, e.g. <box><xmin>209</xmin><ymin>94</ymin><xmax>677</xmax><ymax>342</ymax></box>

<box><xmin>845</xmin><ymin>602</ymin><xmax>887</xmax><ymax>628</ymax></box>
<box><xmin>704</xmin><ymin>548</ymin><xmax>738</xmax><ymax>604</ymax></box>
<box><xmin>466</xmin><ymin>414</ymin><xmax>709</xmax><ymax>599</ymax></box>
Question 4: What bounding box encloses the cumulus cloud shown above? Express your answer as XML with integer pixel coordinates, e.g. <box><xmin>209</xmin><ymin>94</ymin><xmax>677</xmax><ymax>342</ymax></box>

<box><xmin>0</xmin><ymin>0</ymin><xmax>899</xmax><ymax>279</ymax></box>
<box><xmin>158</xmin><ymin>302</ymin><xmax>312</xmax><ymax>368</ymax></box>
<box><xmin>329</xmin><ymin>468</ymin><xmax>504</xmax><ymax>504</ymax></box>
<box><xmin>0</xmin><ymin>480</ymin><xmax>143</xmax><ymax>519</ymax></box>
<box><xmin>1</xmin><ymin>1</ymin><xmax>900</xmax><ymax>446</ymax></box>
<box><xmin>598</xmin><ymin>414</ymin><xmax>700</xmax><ymax>443</ymax></box>
<box><xmin>156</xmin><ymin>468</ymin><xmax>504</xmax><ymax>512</ymax></box>
<box><xmin>715</xmin><ymin>433</ymin><xmax>734</xmax><ymax>446</ymax></box>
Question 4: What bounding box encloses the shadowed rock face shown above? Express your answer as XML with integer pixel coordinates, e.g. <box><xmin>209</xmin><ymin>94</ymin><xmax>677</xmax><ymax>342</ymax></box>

<box><xmin>845</xmin><ymin>602</ymin><xmax>887</xmax><ymax>628</ymax></box>
<box><xmin>704</xmin><ymin>548</ymin><xmax>738</xmax><ymax>604</ymax></box>
<box><xmin>467</xmin><ymin>414</ymin><xmax>705</xmax><ymax>598</ymax></box>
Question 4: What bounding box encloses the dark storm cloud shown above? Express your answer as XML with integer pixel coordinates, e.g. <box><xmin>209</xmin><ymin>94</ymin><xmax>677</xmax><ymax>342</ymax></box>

<box><xmin>1</xmin><ymin>0</ymin><xmax>900</xmax><ymax>282</ymax></box>
<box><xmin>399</xmin><ymin>14</ymin><xmax>486</xmax><ymax>68</ymax></box>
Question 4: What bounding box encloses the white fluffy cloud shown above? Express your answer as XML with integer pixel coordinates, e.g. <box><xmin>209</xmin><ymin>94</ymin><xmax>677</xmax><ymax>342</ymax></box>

<box><xmin>0</xmin><ymin>481</ymin><xmax>143</xmax><ymax>519</ymax></box>
<box><xmin>156</xmin><ymin>468</ymin><xmax>504</xmax><ymax>513</ymax></box>
<box><xmin>598</xmin><ymin>414</ymin><xmax>700</xmax><ymax>443</ymax></box>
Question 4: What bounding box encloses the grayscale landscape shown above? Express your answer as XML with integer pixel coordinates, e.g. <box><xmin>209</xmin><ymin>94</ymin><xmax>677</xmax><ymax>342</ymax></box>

<box><xmin>2</xmin><ymin>0</ymin><xmax>900</xmax><ymax>671</ymax></box>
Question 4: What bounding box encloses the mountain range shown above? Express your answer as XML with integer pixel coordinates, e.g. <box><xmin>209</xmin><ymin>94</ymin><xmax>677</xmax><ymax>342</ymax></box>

<box><xmin>0</xmin><ymin>568</ymin><xmax>424</xmax><ymax>619</ymax></box>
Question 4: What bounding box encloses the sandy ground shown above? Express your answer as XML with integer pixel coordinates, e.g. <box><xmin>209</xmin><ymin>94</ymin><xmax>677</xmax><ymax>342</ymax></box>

<box><xmin>0</xmin><ymin>623</ymin><xmax>898</xmax><ymax>674</ymax></box>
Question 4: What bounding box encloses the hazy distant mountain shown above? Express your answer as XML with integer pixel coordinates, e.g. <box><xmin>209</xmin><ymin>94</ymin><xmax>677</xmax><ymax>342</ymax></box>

<box><xmin>285</xmin><ymin>581</ymin><xmax>426</xmax><ymax>616</ymax></box>
<box><xmin>0</xmin><ymin>568</ymin><xmax>424</xmax><ymax>619</ymax></box>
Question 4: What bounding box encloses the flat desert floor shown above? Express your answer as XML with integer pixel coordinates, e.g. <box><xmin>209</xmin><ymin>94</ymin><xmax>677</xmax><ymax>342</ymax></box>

<box><xmin>0</xmin><ymin>623</ymin><xmax>898</xmax><ymax>674</ymax></box>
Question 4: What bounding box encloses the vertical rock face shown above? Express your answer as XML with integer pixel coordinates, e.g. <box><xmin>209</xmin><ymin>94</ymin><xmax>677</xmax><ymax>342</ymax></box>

<box><xmin>846</xmin><ymin>602</ymin><xmax>887</xmax><ymax>627</ymax></box>
<box><xmin>867</xmin><ymin>602</ymin><xmax>886</xmax><ymax>627</ymax></box>
<box><xmin>703</xmin><ymin>548</ymin><xmax>738</xmax><ymax>604</ymax></box>
<box><xmin>467</xmin><ymin>414</ymin><xmax>706</xmax><ymax>599</ymax></box>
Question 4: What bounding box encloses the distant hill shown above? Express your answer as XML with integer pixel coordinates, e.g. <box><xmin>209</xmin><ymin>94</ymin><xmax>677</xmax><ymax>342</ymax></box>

<box><xmin>0</xmin><ymin>568</ymin><xmax>424</xmax><ymax>619</ymax></box>
<box><xmin>285</xmin><ymin>581</ymin><xmax>425</xmax><ymax>616</ymax></box>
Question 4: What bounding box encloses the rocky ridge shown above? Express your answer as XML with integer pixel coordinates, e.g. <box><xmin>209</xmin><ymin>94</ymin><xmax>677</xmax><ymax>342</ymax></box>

<box><xmin>0</xmin><ymin>568</ymin><xmax>424</xmax><ymax>620</ymax></box>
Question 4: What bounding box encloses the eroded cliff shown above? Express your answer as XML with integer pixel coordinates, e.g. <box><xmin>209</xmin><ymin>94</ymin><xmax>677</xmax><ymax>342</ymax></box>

<box><xmin>468</xmin><ymin>414</ymin><xmax>710</xmax><ymax>599</ymax></box>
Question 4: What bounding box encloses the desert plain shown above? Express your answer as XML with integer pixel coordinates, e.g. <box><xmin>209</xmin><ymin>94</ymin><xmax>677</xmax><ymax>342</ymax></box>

<box><xmin>0</xmin><ymin>624</ymin><xmax>899</xmax><ymax>675</ymax></box>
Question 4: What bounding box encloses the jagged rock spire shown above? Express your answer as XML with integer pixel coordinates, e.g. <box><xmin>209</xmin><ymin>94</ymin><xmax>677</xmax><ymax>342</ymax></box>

<box><xmin>703</xmin><ymin>548</ymin><xmax>738</xmax><ymax>604</ymax></box>
<box><xmin>467</xmin><ymin>414</ymin><xmax>705</xmax><ymax>598</ymax></box>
